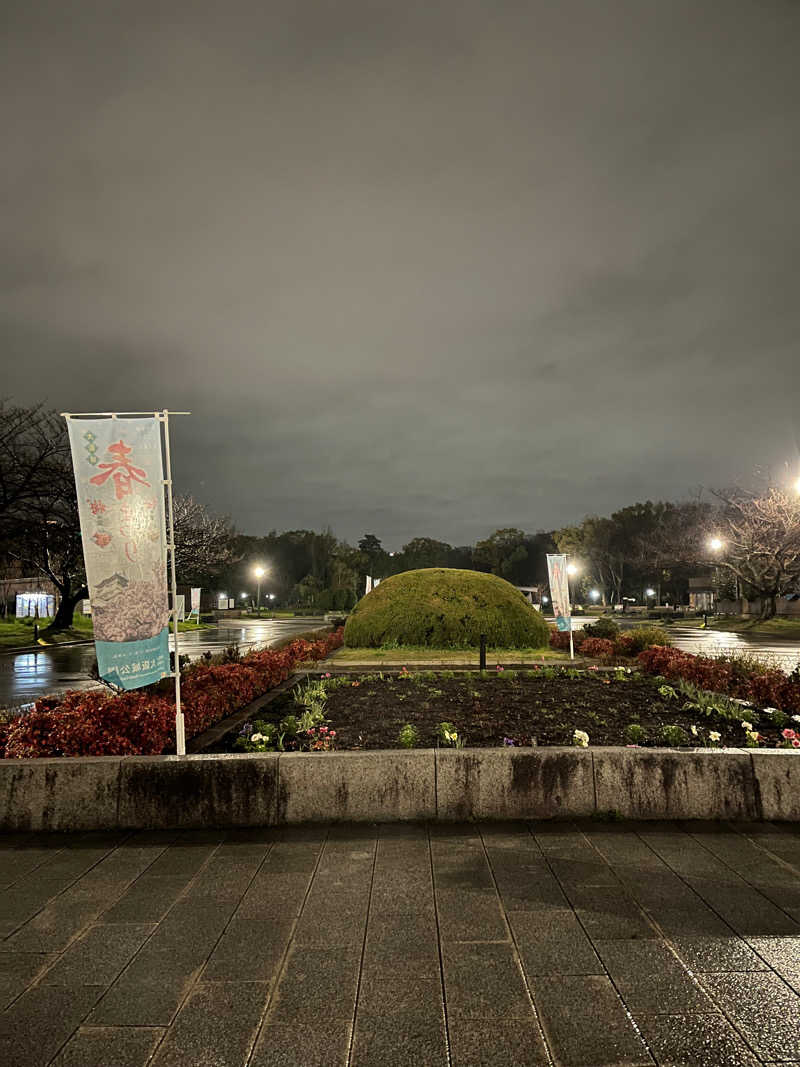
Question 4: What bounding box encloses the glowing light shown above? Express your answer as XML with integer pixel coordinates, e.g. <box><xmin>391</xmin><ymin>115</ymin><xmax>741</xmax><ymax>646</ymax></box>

<box><xmin>253</xmin><ymin>566</ymin><xmax>266</xmax><ymax>578</ymax></box>
<box><xmin>590</xmin><ymin>589</ymin><xmax>600</xmax><ymax>600</ymax></box>
<box><xmin>567</xmin><ymin>563</ymin><xmax>578</xmax><ymax>576</ymax></box>
<box><xmin>708</xmin><ymin>537</ymin><xmax>724</xmax><ymax>552</ymax></box>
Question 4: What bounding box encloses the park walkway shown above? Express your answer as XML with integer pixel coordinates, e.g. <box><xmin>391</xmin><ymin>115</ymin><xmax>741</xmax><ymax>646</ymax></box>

<box><xmin>2</xmin><ymin>821</ymin><xmax>800</xmax><ymax>1065</ymax></box>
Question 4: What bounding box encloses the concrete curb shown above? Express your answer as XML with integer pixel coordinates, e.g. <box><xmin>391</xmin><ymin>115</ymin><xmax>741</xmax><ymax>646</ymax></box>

<box><xmin>1</xmin><ymin>747</ymin><xmax>799</xmax><ymax>831</ymax></box>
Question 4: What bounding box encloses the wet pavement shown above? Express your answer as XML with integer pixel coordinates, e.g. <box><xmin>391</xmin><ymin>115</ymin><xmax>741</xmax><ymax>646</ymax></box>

<box><xmin>2</xmin><ymin>820</ymin><xmax>800</xmax><ymax>1065</ymax></box>
<box><xmin>3</xmin><ymin>616</ymin><xmax>799</xmax><ymax>711</ymax></box>
<box><xmin>0</xmin><ymin>618</ymin><xmax>327</xmax><ymax>710</ymax></box>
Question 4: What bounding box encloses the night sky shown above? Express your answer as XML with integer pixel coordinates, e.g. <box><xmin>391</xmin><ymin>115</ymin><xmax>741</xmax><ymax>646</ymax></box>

<box><xmin>2</xmin><ymin>1</ymin><xmax>798</xmax><ymax>547</ymax></box>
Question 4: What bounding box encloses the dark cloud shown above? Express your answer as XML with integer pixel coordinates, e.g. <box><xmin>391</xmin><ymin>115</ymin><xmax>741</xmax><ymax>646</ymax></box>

<box><xmin>2</xmin><ymin>0</ymin><xmax>798</xmax><ymax>546</ymax></box>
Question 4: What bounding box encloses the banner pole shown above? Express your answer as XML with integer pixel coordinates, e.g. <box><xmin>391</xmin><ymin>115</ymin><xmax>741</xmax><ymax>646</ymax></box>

<box><xmin>569</xmin><ymin>626</ymin><xmax>574</xmax><ymax>660</ymax></box>
<box><xmin>162</xmin><ymin>410</ymin><xmax>185</xmax><ymax>756</ymax></box>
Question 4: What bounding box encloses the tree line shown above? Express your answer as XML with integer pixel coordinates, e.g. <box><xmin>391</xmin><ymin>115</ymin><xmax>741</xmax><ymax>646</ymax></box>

<box><xmin>2</xmin><ymin>401</ymin><xmax>798</xmax><ymax>626</ymax></box>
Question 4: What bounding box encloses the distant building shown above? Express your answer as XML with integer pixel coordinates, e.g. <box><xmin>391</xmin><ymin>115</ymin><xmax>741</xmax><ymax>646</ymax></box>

<box><xmin>688</xmin><ymin>575</ymin><xmax>715</xmax><ymax>612</ymax></box>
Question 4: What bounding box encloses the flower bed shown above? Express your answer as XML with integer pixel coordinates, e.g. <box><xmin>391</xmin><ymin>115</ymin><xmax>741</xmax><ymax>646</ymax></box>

<box><xmin>217</xmin><ymin>665</ymin><xmax>800</xmax><ymax>753</ymax></box>
<box><xmin>0</xmin><ymin>629</ymin><xmax>343</xmax><ymax>759</ymax></box>
<box><xmin>637</xmin><ymin>645</ymin><xmax>800</xmax><ymax>716</ymax></box>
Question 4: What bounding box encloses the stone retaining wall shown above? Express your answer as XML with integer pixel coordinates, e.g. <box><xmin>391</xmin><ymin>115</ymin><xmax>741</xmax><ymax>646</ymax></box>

<box><xmin>1</xmin><ymin>748</ymin><xmax>798</xmax><ymax>831</ymax></box>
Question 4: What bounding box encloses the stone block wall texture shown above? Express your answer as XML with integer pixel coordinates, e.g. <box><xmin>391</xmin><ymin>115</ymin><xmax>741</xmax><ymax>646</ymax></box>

<box><xmin>1</xmin><ymin>748</ymin><xmax>798</xmax><ymax>830</ymax></box>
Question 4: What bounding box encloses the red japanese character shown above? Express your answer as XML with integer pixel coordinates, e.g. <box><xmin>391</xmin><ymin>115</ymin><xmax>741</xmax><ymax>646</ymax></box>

<box><xmin>92</xmin><ymin>532</ymin><xmax>112</xmax><ymax>548</ymax></box>
<box><xmin>89</xmin><ymin>440</ymin><xmax>150</xmax><ymax>500</ymax></box>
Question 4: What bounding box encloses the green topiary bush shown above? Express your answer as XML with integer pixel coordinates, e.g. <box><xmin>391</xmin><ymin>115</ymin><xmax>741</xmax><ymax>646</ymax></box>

<box><xmin>344</xmin><ymin>568</ymin><xmax>551</xmax><ymax>649</ymax></box>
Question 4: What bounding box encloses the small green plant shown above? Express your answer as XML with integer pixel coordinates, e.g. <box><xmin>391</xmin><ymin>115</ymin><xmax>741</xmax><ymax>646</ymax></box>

<box><xmin>660</xmin><ymin>724</ymin><xmax>689</xmax><ymax>747</ymax></box>
<box><xmin>624</xmin><ymin>723</ymin><xmax>647</xmax><ymax>744</ymax></box>
<box><xmin>658</xmin><ymin>684</ymin><xmax>678</xmax><ymax>701</ymax></box>
<box><xmin>398</xmin><ymin>723</ymin><xmax>419</xmax><ymax>748</ymax></box>
<box><xmin>769</xmin><ymin>709</ymin><xmax>788</xmax><ymax>729</ymax></box>
<box><xmin>437</xmin><ymin>721</ymin><xmax>464</xmax><ymax>748</ymax></box>
<box><xmin>583</xmin><ymin>616</ymin><xmax>620</xmax><ymax>640</ymax></box>
<box><xmin>428</xmin><ymin>687</ymin><xmax>444</xmax><ymax>699</ymax></box>
<box><xmin>572</xmin><ymin>729</ymin><xmax>589</xmax><ymax>748</ymax></box>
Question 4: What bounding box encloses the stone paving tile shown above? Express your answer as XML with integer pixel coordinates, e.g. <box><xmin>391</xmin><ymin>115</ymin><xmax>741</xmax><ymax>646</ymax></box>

<box><xmin>201</xmin><ymin>917</ymin><xmax>293</xmax><ymax>982</ymax></box>
<box><xmin>100</xmin><ymin>874</ymin><xmax>195</xmax><ymax>923</ymax></box>
<box><xmin>435</xmin><ymin>888</ymin><xmax>508</xmax><ymax>941</ymax></box>
<box><xmin>745</xmin><ymin>935</ymin><xmax>800</xmax><ymax>977</ymax></box>
<box><xmin>636</xmin><ymin>1012</ymin><xmax>761</xmax><ymax>1066</ymax></box>
<box><xmin>672</xmin><ymin>936</ymin><xmax>771</xmax><ymax>972</ymax></box>
<box><xmin>250</xmin><ymin>1020</ymin><xmax>352</xmax><ymax>1066</ymax></box>
<box><xmin>7</xmin><ymin>824</ymin><xmax>800</xmax><ymax>1065</ymax></box>
<box><xmin>267</xmin><ymin>944</ymin><xmax>362</xmax><ymax>1022</ymax></box>
<box><xmin>686</xmin><ymin>881</ymin><xmax>800</xmax><ymax>937</ymax></box>
<box><xmin>149</xmin><ymin>981</ymin><xmax>269</xmax><ymax>1067</ymax></box>
<box><xmin>39</xmin><ymin>922</ymin><xmax>156</xmax><ymax>987</ymax></box>
<box><xmin>51</xmin><ymin>1025</ymin><xmax>165</xmax><ymax>1066</ymax></box>
<box><xmin>448</xmin><ymin>1019</ymin><xmax>550</xmax><ymax>1066</ymax></box>
<box><xmin>700</xmin><ymin>971</ymin><xmax>800</xmax><ymax>1060</ymax></box>
<box><xmin>509</xmin><ymin>907</ymin><xmax>604</xmax><ymax>976</ymax></box>
<box><xmin>0</xmin><ymin>951</ymin><xmax>58</xmax><ymax>1010</ymax></box>
<box><xmin>441</xmin><ymin>941</ymin><xmax>532</xmax><ymax>1018</ymax></box>
<box><xmin>356</xmin><ymin>973</ymin><xmax>443</xmax><ymax>1017</ymax></box>
<box><xmin>565</xmin><ymin>884</ymin><xmax>659</xmax><ymax>940</ymax></box>
<box><xmin>0</xmin><ymin>984</ymin><xmax>102</xmax><ymax>1067</ymax></box>
<box><xmin>351</xmin><ymin>1011</ymin><xmax>448</xmax><ymax>1067</ymax></box>
<box><xmin>531</xmin><ymin>974</ymin><xmax>652</xmax><ymax>1066</ymax></box>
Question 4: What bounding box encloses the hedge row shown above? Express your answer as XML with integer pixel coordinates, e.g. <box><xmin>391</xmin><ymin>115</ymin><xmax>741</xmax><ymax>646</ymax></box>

<box><xmin>637</xmin><ymin>645</ymin><xmax>800</xmax><ymax>714</ymax></box>
<box><xmin>549</xmin><ymin>626</ymin><xmax>671</xmax><ymax>658</ymax></box>
<box><xmin>1</xmin><ymin>629</ymin><xmax>343</xmax><ymax>759</ymax></box>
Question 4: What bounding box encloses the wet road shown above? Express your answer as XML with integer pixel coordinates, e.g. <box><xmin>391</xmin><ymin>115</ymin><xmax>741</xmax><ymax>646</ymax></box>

<box><xmin>0</xmin><ymin>618</ymin><xmax>327</xmax><ymax>710</ymax></box>
<box><xmin>3</xmin><ymin>616</ymin><xmax>799</xmax><ymax>710</ymax></box>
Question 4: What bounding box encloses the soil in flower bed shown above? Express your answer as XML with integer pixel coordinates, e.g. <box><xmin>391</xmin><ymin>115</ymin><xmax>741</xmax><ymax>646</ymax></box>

<box><xmin>217</xmin><ymin>669</ymin><xmax>794</xmax><ymax>750</ymax></box>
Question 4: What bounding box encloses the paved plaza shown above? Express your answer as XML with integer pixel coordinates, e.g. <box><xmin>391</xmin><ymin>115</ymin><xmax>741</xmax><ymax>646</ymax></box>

<box><xmin>1</xmin><ymin>821</ymin><xmax>800</xmax><ymax>1066</ymax></box>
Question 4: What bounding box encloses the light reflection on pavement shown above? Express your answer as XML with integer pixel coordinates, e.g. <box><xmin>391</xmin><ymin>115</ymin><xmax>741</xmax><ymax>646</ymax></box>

<box><xmin>0</xmin><ymin>618</ymin><xmax>327</xmax><ymax>709</ymax></box>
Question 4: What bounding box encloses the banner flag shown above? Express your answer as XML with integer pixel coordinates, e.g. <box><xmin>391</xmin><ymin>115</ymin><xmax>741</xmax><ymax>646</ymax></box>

<box><xmin>67</xmin><ymin>417</ymin><xmax>170</xmax><ymax>690</ymax></box>
<box><xmin>365</xmin><ymin>576</ymin><xmax>373</xmax><ymax>594</ymax></box>
<box><xmin>190</xmin><ymin>587</ymin><xmax>201</xmax><ymax>612</ymax></box>
<box><xmin>546</xmin><ymin>554</ymin><xmax>572</xmax><ymax>632</ymax></box>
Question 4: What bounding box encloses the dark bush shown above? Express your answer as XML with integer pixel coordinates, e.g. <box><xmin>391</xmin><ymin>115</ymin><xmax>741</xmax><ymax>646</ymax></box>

<box><xmin>344</xmin><ymin>568</ymin><xmax>550</xmax><ymax>649</ymax></box>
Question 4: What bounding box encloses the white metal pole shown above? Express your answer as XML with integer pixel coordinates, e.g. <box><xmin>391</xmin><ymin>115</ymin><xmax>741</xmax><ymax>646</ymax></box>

<box><xmin>569</xmin><ymin>626</ymin><xmax>574</xmax><ymax>660</ymax></box>
<box><xmin>162</xmin><ymin>410</ymin><xmax>185</xmax><ymax>756</ymax></box>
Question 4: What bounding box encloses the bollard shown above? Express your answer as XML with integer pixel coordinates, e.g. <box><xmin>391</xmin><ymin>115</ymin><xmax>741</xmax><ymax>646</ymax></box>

<box><xmin>33</xmin><ymin>623</ymin><xmax>39</xmax><ymax>642</ymax></box>
<box><xmin>479</xmin><ymin>633</ymin><xmax>486</xmax><ymax>671</ymax></box>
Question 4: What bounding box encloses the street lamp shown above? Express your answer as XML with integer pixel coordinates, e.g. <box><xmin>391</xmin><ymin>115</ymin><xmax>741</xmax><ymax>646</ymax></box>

<box><xmin>590</xmin><ymin>589</ymin><xmax>600</xmax><ymax>601</ymax></box>
<box><xmin>253</xmin><ymin>566</ymin><xmax>266</xmax><ymax>613</ymax></box>
<box><xmin>567</xmin><ymin>563</ymin><xmax>578</xmax><ymax>576</ymax></box>
<box><xmin>794</xmin><ymin>476</ymin><xmax>800</xmax><ymax>495</ymax></box>
<box><xmin>708</xmin><ymin>537</ymin><xmax>724</xmax><ymax>553</ymax></box>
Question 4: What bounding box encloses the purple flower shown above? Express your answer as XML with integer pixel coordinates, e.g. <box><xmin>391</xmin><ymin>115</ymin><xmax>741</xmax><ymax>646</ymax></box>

<box><xmin>503</xmin><ymin>736</ymin><xmax>515</xmax><ymax>746</ymax></box>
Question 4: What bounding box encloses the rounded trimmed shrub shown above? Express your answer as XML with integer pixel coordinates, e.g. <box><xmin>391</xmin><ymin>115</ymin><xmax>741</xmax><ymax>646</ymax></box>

<box><xmin>344</xmin><ymin>568</ymin><xmax>550</xmax><ymax>649</ymax></box>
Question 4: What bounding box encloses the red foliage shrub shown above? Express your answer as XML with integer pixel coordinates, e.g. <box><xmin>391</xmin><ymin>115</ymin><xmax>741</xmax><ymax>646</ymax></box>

<box><xmin>549</xmin><ymin>630</ymin><xmax>573</xmax><ymax>651</ymax></box>
<box><xmin>578</xmin><ymin>637</ymin><xmax>616</xmax><ymax>658</ymax></box>
<box><xmin>637</xmin><ymin>645</ymin><xmax>800</xmax><ymax>713</ymax></box>
<box><xmin>3</xmin><ymin>628</ymin><xmax>344</xmax><ymax>759</ymax></box>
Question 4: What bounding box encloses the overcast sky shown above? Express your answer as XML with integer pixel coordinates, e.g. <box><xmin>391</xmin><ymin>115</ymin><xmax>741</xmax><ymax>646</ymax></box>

<box><xmin>2</xmin><ymin>1</ymin><xmax>798</xmax><ymax>547</ymax></box>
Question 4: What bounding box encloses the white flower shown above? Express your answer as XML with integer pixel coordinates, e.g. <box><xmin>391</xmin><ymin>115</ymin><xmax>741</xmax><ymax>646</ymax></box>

<box><xmin>250</xmin><ymin>732</ymin><xmax>265</xmax><ymax>743</ymax></box>
<box><xmin>572</xmin><ymin>729</ymin><xmax>589</xmax><ymax>748</ymax></box>
<box><xmin>733</xmin><ymin>699</ymin><xmax>752</xmax><ymax>707</ymax></box>
<box><xmin>763</xmin><ymin>707</ymin><xmax>779</xmax><ymax>715</ymax></box>
<box><xmin>741</xmin><ymin>720</ymin><xmax>753</xmax><ymax>731</ymax></box>
<box><xmin>690</xmin><ymin>725</ymin><xmax>698</xmax><ymax>737</ymax></box>
<box><xmin>792</xmin><ymin>715</ymin><xmax>800</xmax><ymax>724</ymax></box>
<box><xmin>709</xmin><ymin>731</ymin><xmax>721</xmax><ymax>743</ymax></box>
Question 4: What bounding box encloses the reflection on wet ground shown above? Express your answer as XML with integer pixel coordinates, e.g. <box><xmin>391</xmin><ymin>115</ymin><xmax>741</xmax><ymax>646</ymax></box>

<box><xmin>0</xmin><ymin>618</ymin><xmax>326</xmax><ymax>709</ymax></box>
<box><xmin>2</xmin><ymin>617</ymin><xmax>799</xmax><ymax>710</ymax></box>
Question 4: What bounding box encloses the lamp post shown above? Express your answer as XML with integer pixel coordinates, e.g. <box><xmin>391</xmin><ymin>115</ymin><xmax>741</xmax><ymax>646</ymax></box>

<box><xmin>253</xmin><ymin>566</ymin><xmax>265</xmax><ymax>614</ymax></box>
<box><xmin>707</xmin><ymin>536</ymin><xmax>739</xmax><ymax>606</ymax></box>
